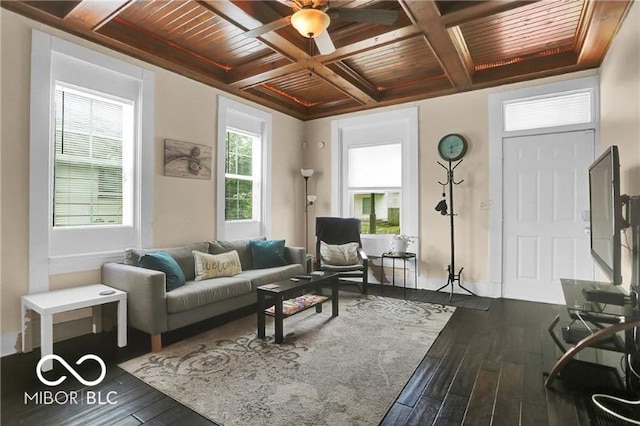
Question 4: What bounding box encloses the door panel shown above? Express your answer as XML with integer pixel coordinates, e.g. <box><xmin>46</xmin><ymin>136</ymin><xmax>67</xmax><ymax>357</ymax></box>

<box><xmin>503</xmin><ymin>130</ymin><xmax>595</xmax><ymax>303</ymax></box>
<box><xmin>517</xmin><ymin>236</ymin><xmax>539</xmax><ymax>279</ymax></box>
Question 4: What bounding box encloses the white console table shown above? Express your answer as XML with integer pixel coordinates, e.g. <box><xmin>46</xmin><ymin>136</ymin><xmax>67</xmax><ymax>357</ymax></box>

<box><xmin>21</xmin><ymin>284</ymin><xmax>127</xmax><ymax>371</ymax></box>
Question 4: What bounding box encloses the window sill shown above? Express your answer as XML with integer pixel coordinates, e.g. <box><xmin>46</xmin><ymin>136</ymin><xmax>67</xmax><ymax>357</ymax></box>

<box><xmin>49</xmin><ymin>251</ymin><xmax>123</xmax><ymax>275</ymax></box>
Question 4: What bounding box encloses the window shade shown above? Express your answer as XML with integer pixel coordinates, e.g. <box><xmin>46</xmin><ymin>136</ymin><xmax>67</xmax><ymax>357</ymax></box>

<box><xmin>504</xmin><ymin>91</ymin><xmax>592</xmax><ymax>132</ymax></box>
<box><xmin>54</xmin><ymin>86</ymin><xmax>126</xmax><ymax>227</ymax></box>
<box><xmin>348</xmin><ymin>144</ymin><xmax>401</xmax><ymax>188</ymax></box>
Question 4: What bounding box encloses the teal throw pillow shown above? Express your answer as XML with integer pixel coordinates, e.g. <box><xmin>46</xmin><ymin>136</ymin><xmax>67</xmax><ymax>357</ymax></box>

<box><xmin>250</xmin><ymin>239</ymin><xmax>287</xmax><ymax>269</ymax></box>
<box><xmin>138</xmin><ymin>251</ymin><xmax>186</xmax><ymax>292</ymax></box>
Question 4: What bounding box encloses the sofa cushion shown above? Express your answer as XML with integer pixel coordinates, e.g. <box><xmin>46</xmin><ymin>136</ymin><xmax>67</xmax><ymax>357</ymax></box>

<box><xmin>235</xmin><ymin>264</ymin><xmax>304</xmax><ymax>290</ymax></box>
<box><xmin>250</xmin><ymin>239</ymin><xmax>287</xmax><ymax>269</ymax></box>
<box><xmin>209</xmin><ymin>237</ymin><xmax>265</xmax><ymax>270</ymax></box>
<box><xmin>166</xmin><ymin>277</ymin><xmax>252</xmax><ymax>314</ymax></box>
<box><xmin>125</xmin><ymin>242</ymin><xmax>208</xmax><ymax>281</ymax></box>
<box><xmin>138</xmin><ymin>251</ymin><xmax>186</xmax><ymax>292</ymax></box>
<box><xmin>193</xmin><ymin>250</ymin><xmax>242</xmax><ymax>280</ymax></box>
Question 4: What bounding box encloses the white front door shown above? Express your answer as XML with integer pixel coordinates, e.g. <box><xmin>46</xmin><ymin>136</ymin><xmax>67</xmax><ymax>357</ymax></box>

<box><xmin>503</xmin><ymin>130</ymin><xmax>595</xmax><ymax>303</ymax></box>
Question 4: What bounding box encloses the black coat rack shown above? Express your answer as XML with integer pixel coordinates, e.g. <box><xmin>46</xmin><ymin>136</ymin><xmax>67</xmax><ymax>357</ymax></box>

<box><xmin>435</xmin><ymin>159</ymin><xmax>476</xmax><ymax>301</ymax></box>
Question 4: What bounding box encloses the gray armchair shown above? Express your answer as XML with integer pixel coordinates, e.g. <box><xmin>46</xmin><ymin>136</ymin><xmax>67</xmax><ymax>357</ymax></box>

<box><xmin>315</xmin><ymin>217</ymin><xmax>369</xmax><ymax>294</ymax></box>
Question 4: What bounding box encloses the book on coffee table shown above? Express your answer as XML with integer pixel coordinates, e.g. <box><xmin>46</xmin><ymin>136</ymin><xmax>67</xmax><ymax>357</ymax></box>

<box><xmin>265</xmin><ymin>294</ymin><xmax>329</xmax><ymax>316</ymax></box>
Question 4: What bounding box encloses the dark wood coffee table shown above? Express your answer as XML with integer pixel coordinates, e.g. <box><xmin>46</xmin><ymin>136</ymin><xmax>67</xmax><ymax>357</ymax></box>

<box><xmin>257</xmin><ymin>272</ymin><xmax>339</xmax><ymax>343</ymax></box>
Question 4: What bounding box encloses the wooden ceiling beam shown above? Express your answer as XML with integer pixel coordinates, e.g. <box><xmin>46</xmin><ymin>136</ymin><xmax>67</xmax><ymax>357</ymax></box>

<box><xmin>324</xmin><ymin>12</ymin><xmax>414</xmax><ymax>51</ymax></box>
<box><xmin>64</xmin><ymin>0</ymin><xmax>135</xmax><ymax>31</ymax></box>
<box><xmin>441</xmin><ymin>1</ymin><xmax>539</xmax><ymax>28</ymax></box>
<box><xmin>198</xmin><ymin>0</ymin><xmax>306</xmax><ymax>62</ymax></box>
<box><xmin>321</xmin><ymin>23</ymin><xmax>422</xmax><ymax>64</ymax></box>
<box><xmin>22</xmin><ymin>1</ymin><xmax>81</xmax><ymax>19</ymax></box>
<box><xmin>324</xmin><ymin>62</ymin><xmax>378</xmax><ymax>103</ymax></box>
<box><xmin>575</xmin><ymin>0</ymin><xmax>633</xmax><ymax>68</ymax></box>
<box><xmin>199</xmin><ymin>0</ymin><xmax>378</xmax><ymax>106</ymax></box>
<box><xmin>228</xmin><ymin>19</ymin><xmax>420</xmax><ymax>88</ymax></box>
<box><xmin>399</xmin><ymin>0</ymin><xmax>472</xmax><ymax>89</ymax></box>
<box><xmin>311</xmin><ymin>63</ymin><xmax>377</xmax><ymax>105</ymax></box>
<box><xmin>229</xmin><ymin>61</ymin><xmax>302</xmax><ymax>89</ymax></box>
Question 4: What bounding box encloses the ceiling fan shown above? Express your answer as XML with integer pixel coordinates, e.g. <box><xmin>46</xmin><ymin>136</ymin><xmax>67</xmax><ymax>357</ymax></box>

<box><xmin>243</xmin><ymin>0</ymin><xmax>399</xmax><ymax>55</ymax></box>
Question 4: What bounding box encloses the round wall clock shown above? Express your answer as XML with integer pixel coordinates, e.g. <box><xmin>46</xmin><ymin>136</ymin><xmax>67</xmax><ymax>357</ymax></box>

<box><xmin>438</xmin><ymin>134</ymin><xmax>468</xmax><ymax>162</ymax></box>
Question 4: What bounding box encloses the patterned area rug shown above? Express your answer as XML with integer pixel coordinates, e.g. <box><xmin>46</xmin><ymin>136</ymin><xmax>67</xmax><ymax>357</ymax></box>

<box><xmin>119</xmin><ymin>294</ymin><xmax>454</xmax><ymax>425</ymax></box>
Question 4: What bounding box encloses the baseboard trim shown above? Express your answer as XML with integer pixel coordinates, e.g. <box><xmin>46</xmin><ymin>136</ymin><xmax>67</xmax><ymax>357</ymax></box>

<box><xmin>2</xmin><ymin>316</ymin><xmax>95</xmax><ymax>357</ymax></box>
<box><xmin>1</xmin><ymin>331</ymin><xmax>20</xmax><ymax>357</ymax></box>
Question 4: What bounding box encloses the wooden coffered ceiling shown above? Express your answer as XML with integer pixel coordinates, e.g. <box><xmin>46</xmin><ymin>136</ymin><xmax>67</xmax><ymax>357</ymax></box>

<box><xmin>3</xmin><ymin>0</ymin><xmax>633</xmax><ymax>120</ymax></box>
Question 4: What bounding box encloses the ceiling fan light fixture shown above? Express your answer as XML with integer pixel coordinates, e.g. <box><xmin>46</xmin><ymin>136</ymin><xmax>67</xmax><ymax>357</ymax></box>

<box><xmin>291</xmin><ymin>8</ymin><xmax>330</xmax><ymax>38</ymax></box>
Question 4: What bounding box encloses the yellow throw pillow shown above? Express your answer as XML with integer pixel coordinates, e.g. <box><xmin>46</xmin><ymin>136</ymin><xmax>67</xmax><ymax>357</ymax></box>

<box><xmin>193</xmin><ymin>250</ymin><xmax>242</xmax><ymax>280</ymax></box>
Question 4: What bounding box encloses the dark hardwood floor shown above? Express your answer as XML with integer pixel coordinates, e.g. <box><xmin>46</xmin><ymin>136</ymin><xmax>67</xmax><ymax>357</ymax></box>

<box><xmin>1</xmin><ymin>286</ymin><xmax>633</xmax><ymax>425</ymax></box>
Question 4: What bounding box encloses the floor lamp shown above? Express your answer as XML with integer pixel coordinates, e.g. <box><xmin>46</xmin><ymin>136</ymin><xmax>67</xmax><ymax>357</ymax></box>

<box><xmin>301</xmin><ymin>169</ymin><xmax>316</xmax><ymax>251</ymax></box>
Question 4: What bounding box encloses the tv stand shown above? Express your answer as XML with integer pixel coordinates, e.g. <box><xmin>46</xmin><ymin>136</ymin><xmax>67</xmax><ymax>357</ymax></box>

<box><xmin>548</xmin><ymin>196</ymin><xmax>640</xmax><ymax>394</ymax></box>
<box><xmin>546</xmin><ymin>278</ymin><xmax>639</xmax><ymax>391</ymax></box>
<box><xmin>546</xmin><ymin>318</ymin><xmax>640</xmax><ymax>388</ymax></box>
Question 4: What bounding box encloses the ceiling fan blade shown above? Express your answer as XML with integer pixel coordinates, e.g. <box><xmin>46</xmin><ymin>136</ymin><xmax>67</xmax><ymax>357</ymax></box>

<box><xmin>314</xmin><ymin>30</ymin><xmax>336</xmax><ymax>55</ymax></box>
<box><xmin>244</xmin><ymin>16</ymin><xmax>292</xmax><ymax>38</ymax></box>
<box><xmin>328</xmin><ymin>8</ymin><xmax>398</xmax><ymax>25</ymax></box>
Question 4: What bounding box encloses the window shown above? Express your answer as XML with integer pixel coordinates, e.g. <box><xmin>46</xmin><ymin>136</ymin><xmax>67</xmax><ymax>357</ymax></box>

<box><xmin>53</xmin><ymin>85</ymin><xmax>134</xmax><ymax>227</ymax></box>
<box><xmin>30</xmin><ymin>31</ymin><xmax>153</xmax><ymax>284</ymax></box>
<box><xmin>503</xmin><ymin>90</ymin><xmax>592</xmax><ymax>132</ymax></box>
<box><xmin>348</xmin><ymin>144</ymin><xmax>402</xmax><ymax>235</ymax></box>
<box><xmin>224</xmin><ymin>129</ymin><xmax>260</xmax><ymax>221</ymax></box>
<box><xmin>217</xmin><ymin>97</ymin><xmax>271</xmax><ymax>240</ymax></box>
<box><xmin>331</xmin><ymin>107</ymin><xmax>419</xmax><ymax>256</ymax></box>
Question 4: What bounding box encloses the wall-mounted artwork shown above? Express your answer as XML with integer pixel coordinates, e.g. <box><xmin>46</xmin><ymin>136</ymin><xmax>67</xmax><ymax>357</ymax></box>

<box><xmin>164</xmin><ymin>139</ymin><xmax>212</xmax><ymax>180</ymax></box>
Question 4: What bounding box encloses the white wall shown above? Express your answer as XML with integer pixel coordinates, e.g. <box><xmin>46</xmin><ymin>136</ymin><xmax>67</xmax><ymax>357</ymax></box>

<box><xmin>600</xmin><ymin>0</ymin><xmax>640</xmax><ymax>290</ymax></box>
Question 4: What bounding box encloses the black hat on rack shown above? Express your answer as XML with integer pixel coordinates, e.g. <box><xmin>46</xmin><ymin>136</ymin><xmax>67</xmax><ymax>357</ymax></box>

<box><xmin>435</xmin><ymin>199</ymin><xmax>448</xmax><ymax>215</ymax></box>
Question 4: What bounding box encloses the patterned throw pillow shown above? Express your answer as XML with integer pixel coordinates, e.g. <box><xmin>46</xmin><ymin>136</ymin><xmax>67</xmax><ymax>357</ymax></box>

<box><xmin>193</xmin><ymin>250</ymin><xmax>242</xmax><ymax>281</ymax></box>
<box><xmin>320</xmin><ymin>241</ymin><xmax>359</xmax><ymax>266</ymax></box>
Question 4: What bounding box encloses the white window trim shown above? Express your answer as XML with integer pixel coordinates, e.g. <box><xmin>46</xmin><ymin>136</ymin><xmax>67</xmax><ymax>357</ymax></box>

<box><xmin>29</xmin><ymin>30</ymin><xmax>153</xmax><ymax>292</ymax></box>
<box><xmin>487</xmin><ymin>75</ymin><xmax>599</xmax><ymax>293</ymax></box>
<box><xmin>330</xmin><ymin>107</ymin><xmax>419</xmax><ymax>257</ymax></box>
<box><xmin>216</xmin><ymin>96</ymin><xmax>272</xmax><ymax>240</ymax></box>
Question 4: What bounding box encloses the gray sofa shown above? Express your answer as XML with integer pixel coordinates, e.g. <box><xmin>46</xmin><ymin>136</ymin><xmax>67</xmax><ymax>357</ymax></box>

<box><xmin>101</xmin><ymin>239</ymin><xmax>305</xmax><ymax>351</ymax></box>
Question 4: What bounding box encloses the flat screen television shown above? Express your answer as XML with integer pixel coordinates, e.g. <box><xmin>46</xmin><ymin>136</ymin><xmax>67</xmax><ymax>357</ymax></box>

<box><xmin>589</xmin><ymin>145</ymin><xmax>623</xmax><ymax>286</ymax></box>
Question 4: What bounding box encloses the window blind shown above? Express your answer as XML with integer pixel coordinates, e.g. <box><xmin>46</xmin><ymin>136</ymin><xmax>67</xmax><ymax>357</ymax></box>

<box><xmin>503</xmin><ymin>91</ymin><xmax>592</xmax><ymax>132</ymax></box>
<box><xmin>348</xmin><ymin>143</ymin><xmax>402</xmax><ymax>189</ymax></box>
<box><xmin>54</xmin><ymin>85</ymin><xmax>125</xmax><ymax>227</ymax></box>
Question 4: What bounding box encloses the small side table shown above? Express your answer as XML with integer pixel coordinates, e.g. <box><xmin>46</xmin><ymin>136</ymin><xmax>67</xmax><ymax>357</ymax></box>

<box><xmin>381</xmin><ymin>252</ymin><xmax>417</xmax><ymax>298</ymax></box>
<box><xmin>21</xmin><ymin>284</ymin><xmax>127</xmax><ymax>372</ymax></box>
